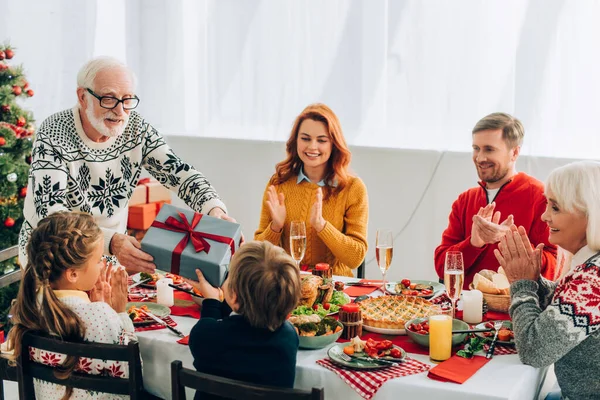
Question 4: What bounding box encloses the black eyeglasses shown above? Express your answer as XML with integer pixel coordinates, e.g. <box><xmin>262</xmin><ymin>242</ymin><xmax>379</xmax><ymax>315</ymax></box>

<box><xmin>86</xmin><ymin>88</ymin><xmax>140</xmax><ymax>110</ymax></box>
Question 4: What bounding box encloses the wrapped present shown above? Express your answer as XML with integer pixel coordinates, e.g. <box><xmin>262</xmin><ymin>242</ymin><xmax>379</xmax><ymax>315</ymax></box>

<box><xmin>127</xmin><ymin>200</ymin><xmax>171</xmax><ymax>230</ymax></box>
<box><xmin>141</xmin><ymin>203</ymin><xmax>242</xmax><ymax>287</ymax></box>
<box><xmin>129</xmin><ymin>178</ymin><xmax>172</xmax><ymax>206</ymax></box>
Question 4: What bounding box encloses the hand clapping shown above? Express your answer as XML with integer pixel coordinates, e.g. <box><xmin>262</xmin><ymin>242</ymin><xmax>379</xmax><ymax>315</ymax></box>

<box><xmin>494</xmin><ymin>225</ymin><xmax>543</xmax><ymax>283</ymax></box>
<box><xmin>471</xmin><ymin>202</ymin><xmax>514</xmax><ymax>247</ymax></box>
<box><xmin>266</xmin><ymin>185</ymin><xmax>286</xmax><ymax>233</ymax></box>
<box><xmin>309</xmin><ymin>187</ymin><xmax>326</xmax><ymax>232</ymax></box>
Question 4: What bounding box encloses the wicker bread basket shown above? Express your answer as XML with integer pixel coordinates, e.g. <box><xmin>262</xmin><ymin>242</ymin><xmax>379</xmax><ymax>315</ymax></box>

<box><xmin>469</xmin><ymin>284</ymin><xmax>510</xmax><ymax>313</ymax></box>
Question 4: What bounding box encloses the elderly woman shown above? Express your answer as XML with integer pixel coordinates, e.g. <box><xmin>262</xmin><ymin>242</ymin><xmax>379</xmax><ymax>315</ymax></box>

<box><xmin>494</xmin><ymin>161</ymin><xmax>600</xmax><ymax>400</ymax></box>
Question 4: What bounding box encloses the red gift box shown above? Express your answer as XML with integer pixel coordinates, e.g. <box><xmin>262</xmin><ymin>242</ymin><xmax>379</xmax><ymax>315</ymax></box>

<box><xmin>129</xmin><ymin>178</ymin><xmax>172</xmax><ymax>206</ymax></box>
<box><xmin>127</xmin><ymin>200</ymin><xmax>171</xmax><ymax>230</ymax></box>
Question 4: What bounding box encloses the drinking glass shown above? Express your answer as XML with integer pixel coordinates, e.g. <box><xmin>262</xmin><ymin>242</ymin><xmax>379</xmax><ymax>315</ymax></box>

<box><xmin>289</xmin><ymin>221</ymin><xmax>307</xmax><ymax>269</ymax></box>
<box><xmin>376</xmin><ymin>229</ymin><xmax>393</xmax><ymax>294</ymax></box>
<box><xmin>444</xmin><ymin>251</ymin><xmax>465</xmax><ymax>319</ymax></box>
<box><xmin>429</xmin><ymin>314</ymin><xmax>452</xmax><ymax>362</ymax></box>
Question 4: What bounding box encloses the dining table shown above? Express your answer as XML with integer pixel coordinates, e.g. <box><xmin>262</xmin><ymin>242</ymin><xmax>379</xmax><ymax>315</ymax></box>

<box><xmin>135</xmin><ymin>275</ymin><xmax>555</xmax><ymax>400</ymax></box>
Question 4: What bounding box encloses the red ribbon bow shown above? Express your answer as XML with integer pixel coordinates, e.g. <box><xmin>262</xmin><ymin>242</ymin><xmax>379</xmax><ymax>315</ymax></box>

<box><xmin>150</xmin><ymin>211</ymin><xmax>236</xmax><ymax>275</ymax></box>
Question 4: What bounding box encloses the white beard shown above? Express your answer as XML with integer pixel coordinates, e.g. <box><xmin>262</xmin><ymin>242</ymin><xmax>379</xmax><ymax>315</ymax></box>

<box><xmin>85</xmin><ymin>102</ymin><xmax>128</xmax><ymax>138</ymax></box>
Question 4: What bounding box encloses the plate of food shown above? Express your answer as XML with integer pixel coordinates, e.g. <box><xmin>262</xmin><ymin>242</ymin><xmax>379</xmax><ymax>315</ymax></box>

<box><xmin>386</xmin><ymin>279</ymin><xmax>445</xmax><ymax>298</ymax></box>
<box><xmin>328</xmin><ymin>338</ymin><xmax>406</xmax><ymax>369</ymax></box>
<box><xmin>292</xmin><ymin>275</ymin><xmax>351</xmax><ymax>318</ymax></box>
<box><xmin>126</xmin><ymin>302</ymin><xmax>171</xmax><ymax>326</ymax></box>
<box><xmin>475</xmin><ymin>320</ymin><xmax>515</xmax><ymax>345</ymax></box>
<box><xmin>132</xmin><ymin>271</ymin><xmax>184</xmax><ymax>289</ymax></box>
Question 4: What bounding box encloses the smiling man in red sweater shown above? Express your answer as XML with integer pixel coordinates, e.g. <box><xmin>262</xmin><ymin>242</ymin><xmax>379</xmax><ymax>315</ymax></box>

<box><xmin>435</xmin><ymin>113</ymin><xmax>557</xmax><ymax>288</ymax></box>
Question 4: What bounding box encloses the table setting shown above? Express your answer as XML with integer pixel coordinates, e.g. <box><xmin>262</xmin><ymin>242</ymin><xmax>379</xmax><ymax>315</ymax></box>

<box><xmin>119</xmin><ymin>210</ymin><xmax>549</xmax><ymax>400</ymax></box>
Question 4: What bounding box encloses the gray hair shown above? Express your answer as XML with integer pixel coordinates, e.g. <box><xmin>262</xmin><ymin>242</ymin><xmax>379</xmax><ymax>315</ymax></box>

<box><xmin>76</xmin><ymin>56</ymin><xmax>137</xmax><ymax>90</ymax></box>
<box><xmin>546</xmin><ymin>161</ymin><xmax>600</xmax><ymax>251</ymax></box>
<box><xmin>472</xmin><ymin>112</ymin><xmax>524</xmax><ymax>149</ymax></box>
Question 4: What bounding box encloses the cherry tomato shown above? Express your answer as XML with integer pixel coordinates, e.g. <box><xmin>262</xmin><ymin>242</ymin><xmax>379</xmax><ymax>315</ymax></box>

<box><xmin>390</xmin><ymin>348</ymin><xmax>402</xmax><ymax>358</ymax></box>
<box><xmin>323</xmin><ymin>303</ymin><xmax>331</xmax><ymax>310</ymax></box>
<box><xmin>312</xmin><ymin>304</ymin><xmax>319</xmax><ymax>311</ymax></box>
<box><xmin>401</xmin><ymin>279</ymin><xmax>411</xmax><ymax>287</ymax></box>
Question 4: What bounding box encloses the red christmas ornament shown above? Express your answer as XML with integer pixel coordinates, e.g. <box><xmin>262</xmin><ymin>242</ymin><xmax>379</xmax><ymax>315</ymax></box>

<box><xmin>0</xmin><ymin>137</ymin><xmax>5</xmax><ymax>146</ymax></box>
<box><xmin>12</xmin><ymin>86</ymin><xmax>22</xmax><ymax>96</ymax></box>
<box><xmin>4</xmin><ymin>217</ymin><xmax>15</xmax><ymax>228</ymax></box>
<box><xmin>1</xmin><ymin>105</ymin><xmax>9</xmax><ymax>113</ymax></box>
<box><xmin>19</xmin><ymin>187</ymin><xmax>27</xmax><ymax>198</ymax></box>
<box><xmin>5</xmin><ymin>49</ymin><xmax>14</xmax><ymax>59</ymax></box>
<box><xmin>0</xmin><ymin>51</ymin><xmax>4</xmax><ymax>60</ymax></box>
<box><xmin>26</xmin><ymin>89</ymin><xmax>34</xmax><ymax>97</ymax></box>
<box><xmin>16</xmin><ymin>116</ymin><xmax>26</xmax><ymax>127</ymax></box>
<box><xmin>0</xmin><ymin>63</ymin><xmax>7</xmax><ymax>71</ymax></box>
<box><xmin>23</xmin><ymin>81</ymin><xmax>29</xmax><ymax>90</ymax></box>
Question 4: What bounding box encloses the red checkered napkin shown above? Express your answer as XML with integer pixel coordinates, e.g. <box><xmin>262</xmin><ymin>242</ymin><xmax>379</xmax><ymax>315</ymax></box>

<box><xmin>483</xmin><ymin>343</ymin><xmax>518</xmax><ymax>355</ymax></box>
<box><xmin>134</xmin><ymin>316</ymin><xmax>178</xmax><ymax>332</ymax></box>
<box><xmin>316</xmin><ymin>357</ymin><xmax>430</xmax><ymax>400</ymax></box>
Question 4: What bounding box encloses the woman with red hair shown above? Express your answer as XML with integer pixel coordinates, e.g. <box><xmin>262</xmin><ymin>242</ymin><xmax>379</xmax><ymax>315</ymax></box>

<box><xmin>254</xmin><ymin>104</ymin><xmax>368</xmax><ymax>276</ymax></box>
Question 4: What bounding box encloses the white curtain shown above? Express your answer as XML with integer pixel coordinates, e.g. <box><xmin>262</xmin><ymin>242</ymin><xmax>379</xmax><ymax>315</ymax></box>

<box><xmin>2</xmin><ymin>0</ymin><xmax>600</xmax><ymax>159</ymax></box>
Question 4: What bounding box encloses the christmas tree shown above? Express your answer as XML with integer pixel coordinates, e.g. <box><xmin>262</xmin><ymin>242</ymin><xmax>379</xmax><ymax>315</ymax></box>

<box><xmin>0</xmin><ymin>42</ymin><xmax>34</xmax><ymax>321</ymax></box>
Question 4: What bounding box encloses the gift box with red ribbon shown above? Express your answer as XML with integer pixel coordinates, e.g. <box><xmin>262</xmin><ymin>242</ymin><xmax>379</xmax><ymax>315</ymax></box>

<box><xmin>129</xmin><ymin>177</ymin><xmax>172</xmax><ymax>206</ymax></box>
<box><xmin>140</xmin><ymin>203</ymin><xmax>242</xmax><ymax>287</ymax></box>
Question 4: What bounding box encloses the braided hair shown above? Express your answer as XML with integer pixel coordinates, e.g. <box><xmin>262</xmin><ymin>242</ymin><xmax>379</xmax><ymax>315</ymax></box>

<box><xmin>3</xmin><ymin>212</ymin><xmax>102</xmax><ymax>399</ymax></box>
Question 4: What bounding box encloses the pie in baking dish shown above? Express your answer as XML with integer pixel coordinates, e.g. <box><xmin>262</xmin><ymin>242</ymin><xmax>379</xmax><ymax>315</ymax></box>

<box><xmin>359</xmin><ymin>295</ymin><xmax>443</xmax><ymax>330</ymax></box>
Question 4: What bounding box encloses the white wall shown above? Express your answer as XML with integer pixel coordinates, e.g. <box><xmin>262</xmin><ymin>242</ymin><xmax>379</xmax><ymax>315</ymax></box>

<box><xmin>163</xmin><ymin>136</ymin><xmax>574</xmax><ymax>283</ymax></box>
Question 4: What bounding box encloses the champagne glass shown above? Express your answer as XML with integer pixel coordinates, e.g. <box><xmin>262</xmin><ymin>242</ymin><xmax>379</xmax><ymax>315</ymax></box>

<box><xmin>444</xmin><ymin>251</ymin><xmax>465</xmax><ymax>319</ymax></box>
<box><xmin>376</xmin><ymin>229</ymin><xmax>393</xmax><ymax>294</ymax></box>
<box><xmin>289</xmin><ymin>221</ymin><xmax>307</xmax><ymax>269</ymax></box>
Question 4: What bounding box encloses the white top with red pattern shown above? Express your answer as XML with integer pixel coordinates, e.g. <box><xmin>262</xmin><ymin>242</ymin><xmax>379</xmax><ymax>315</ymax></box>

<box><xmin>31</xmin><ymin>290</ymin><xmax>136</xmax><ymax>400</ymax></box>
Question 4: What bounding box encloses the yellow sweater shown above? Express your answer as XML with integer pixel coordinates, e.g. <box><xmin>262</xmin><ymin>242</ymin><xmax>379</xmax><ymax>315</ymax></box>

<box><xmin>254</xmin><ymin>175</ymin><xmax>368</xmax><ymax>277</ymax></box>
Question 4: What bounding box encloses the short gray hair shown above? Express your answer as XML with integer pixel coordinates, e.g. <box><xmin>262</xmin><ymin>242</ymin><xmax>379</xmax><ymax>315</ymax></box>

<box><xmin>472</xmin><ymin>112</ymin><xmax>524</xmax><ymax>148</ymax></box>
<box><xmin>76</xmin><ymin>56</ymin><xmax>137</xmax><ymax>90</ymax></box>
<box><xmin>546</xmin><ymin>161</ymin><xmax>600</xmax><ymax>251</ymax></box>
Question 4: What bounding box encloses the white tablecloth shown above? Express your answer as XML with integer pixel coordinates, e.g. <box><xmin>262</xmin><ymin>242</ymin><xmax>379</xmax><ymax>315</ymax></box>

<box><xmin>136</xmin><ymin>276</ymin><xmax>553</xmax><ymax>400</ymax></box>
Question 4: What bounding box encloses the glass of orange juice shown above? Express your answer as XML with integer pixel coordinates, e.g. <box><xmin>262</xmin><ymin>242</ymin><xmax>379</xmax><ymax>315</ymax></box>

<box><xmin>429</xmin><ymin>314</ymin><xmax>452</xmax><ymax>363</ymax></box>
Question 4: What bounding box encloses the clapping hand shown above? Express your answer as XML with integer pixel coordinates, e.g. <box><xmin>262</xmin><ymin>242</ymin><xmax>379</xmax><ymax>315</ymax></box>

<box><xmin>471</xmin><ymin>202</ymin><xmax>514</xmax><ymax>247</ymax></box>
<box><xmin>110</xmin><ymin>266</ymin><xmax>129</xmax><ymax>313</ymax></box>
<box><xmin>309</xmin><ymin>187</ymin><xmax>326</xmax><ymax>232</ymax></box>
<box><xmin>89</xmin><ymin>259</ymin><xmax>113</xmax><ymax>305</ymax></box>
<box><xmin>494</xmin><ymin>225</ymin><xmax>543</xmax><ymax>283</ymax></box>
<box><xmin>266</xmin><ymin>185</ymin><xmax>286</xmax><ymax>233</ymax></box>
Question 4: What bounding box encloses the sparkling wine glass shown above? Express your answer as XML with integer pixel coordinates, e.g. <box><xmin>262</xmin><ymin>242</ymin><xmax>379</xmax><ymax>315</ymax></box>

<box><xmin>289</xmin><ymin>221</ymin><xmax>307</xmax><ymax>269</ymax></box>
<box><xmin>376</xmin><ymin>229</ymin><xmax>393</xmax><ymax>294</ymax></box>
<box><xmin>444</xmin><ymin>251</ymin><xmax>465</xmax><ymax>319</ymax></box>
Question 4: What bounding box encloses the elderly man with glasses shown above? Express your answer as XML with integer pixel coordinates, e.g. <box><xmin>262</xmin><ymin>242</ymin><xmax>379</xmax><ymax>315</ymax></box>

<box><xmin>18</xmin><ymin>56</ymin><xmax>235</xmax><ymax>273</ymax></box>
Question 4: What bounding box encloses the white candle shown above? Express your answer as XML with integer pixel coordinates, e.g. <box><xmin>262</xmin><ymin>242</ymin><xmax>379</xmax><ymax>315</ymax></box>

<box><xmin>462</xmin><ymin>290</ymin><xmax>483</xmax><ymax>324</ymax></box>
<box><xmin>156</xmin><ymin>278</ymin><xmax>174</xmax><ymax>307</ymax></box>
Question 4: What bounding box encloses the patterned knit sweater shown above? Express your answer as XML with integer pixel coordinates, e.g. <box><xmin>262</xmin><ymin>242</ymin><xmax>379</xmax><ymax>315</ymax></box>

<box><xmin>509</xmin><ymin>248</ymin><xmax>600</xmax><ymax>400</ymax></box>
<box><xmin>32</xmin><ymin>290</ymin><xmax>136</xmax><ymax>399</ymax></box>
<box><xmin>18</xmin><ymin>107</ymin><xmax>226</xmax><ymax>265</ymax></box>
<box><xmin>254</xmin><ymin>176</ymin><xmax>368</xmax><ymax>276</ymax></box>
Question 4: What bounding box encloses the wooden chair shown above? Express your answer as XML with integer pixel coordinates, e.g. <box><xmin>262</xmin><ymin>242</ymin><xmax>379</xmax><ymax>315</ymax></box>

<box><xmin>171</xmin><ymin>360</ymin><xmax>324</xmax><ymax>400</ymax></box>
<box><xmin>356</xmin><ymin>259</ymin><xmax>366</xmax><ymax>279</ymax></box>
<box><xmin>16</xmin><ymin>330</ymin><xmax>156</xmax><ymax>400</ymax></box>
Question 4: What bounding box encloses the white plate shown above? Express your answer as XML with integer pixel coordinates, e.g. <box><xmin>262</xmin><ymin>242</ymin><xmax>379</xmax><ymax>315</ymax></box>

<box><xmin>362</xmin><ymin>324</ymin><xmax>406</xmax><ymax>335</ymax></box>
<box><xmin>385</xmin><ymin>280</ymin><xmax>445</xmax><ymax>298</ymax></box>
